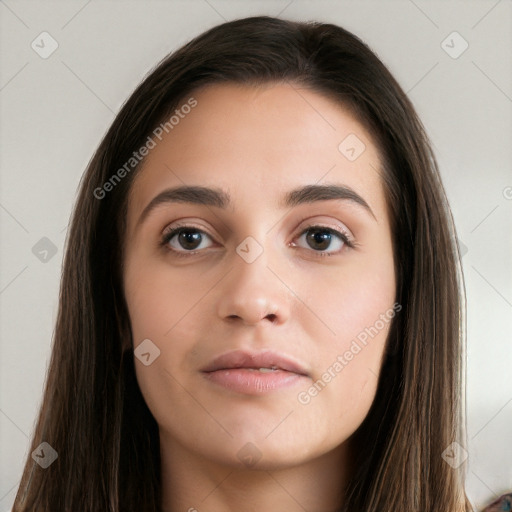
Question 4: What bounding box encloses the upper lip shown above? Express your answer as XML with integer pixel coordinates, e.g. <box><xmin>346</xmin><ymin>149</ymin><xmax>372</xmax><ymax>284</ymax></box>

<box><xmin>201</xmin><ymin>349</ymin><xmax>310</xmax><ymax>376</ymax></box>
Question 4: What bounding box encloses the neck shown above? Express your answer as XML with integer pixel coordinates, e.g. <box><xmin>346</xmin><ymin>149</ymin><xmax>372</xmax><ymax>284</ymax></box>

<box><xmin>160</xmin><ymin>432</ymin><xmax>354</xmax><ymax>512</ymax></box>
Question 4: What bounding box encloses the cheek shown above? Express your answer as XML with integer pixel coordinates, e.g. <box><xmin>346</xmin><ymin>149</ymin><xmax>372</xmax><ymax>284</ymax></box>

<box><xmin>127</xmin><ymin>284</ymin><xmax>197</xmax><ymax>433</ymax></box>
<box><xmin>123</xmin><ymin>255</ymin><xmax>206</xmax><ymax>421</ymax></box>
<box><xmin>296</xmin><ymin>317</ymin><xmax>390</xmax><ymax>442</ymax></box>
<box><xmin>123</xmin><ymin>253</ymin><xmax>201</xmax><ymax>343</ymax></box>
<box><xmin>292</xmin><ymin>248</ymin><xmax>394</xmax><ymax>434</ymax></box>
<box><xmin>296</xmin><ymin>248</ymin><xmax>396</xmax><ymax>346</ymax></box>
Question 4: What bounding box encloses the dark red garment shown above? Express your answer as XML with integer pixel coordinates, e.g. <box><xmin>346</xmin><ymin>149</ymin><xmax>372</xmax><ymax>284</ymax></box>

<box><xmin>481</xmin><ymin>493</ymin><xmax>512</xmax><ymax>511</ymax></box>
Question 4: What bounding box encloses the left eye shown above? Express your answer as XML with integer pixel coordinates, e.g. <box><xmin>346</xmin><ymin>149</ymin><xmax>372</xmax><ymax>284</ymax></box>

<box><xmin>294</xmin><ymin>226</ymin><xmax>353</xmax><ymax>254</ymax></box>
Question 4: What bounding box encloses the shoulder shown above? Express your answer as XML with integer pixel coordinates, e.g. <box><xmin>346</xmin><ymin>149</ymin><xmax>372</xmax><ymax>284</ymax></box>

<box><xmin>480</xmin><ymin>492</ymin><xmax>512</xmax><ymax>511</ymax></box>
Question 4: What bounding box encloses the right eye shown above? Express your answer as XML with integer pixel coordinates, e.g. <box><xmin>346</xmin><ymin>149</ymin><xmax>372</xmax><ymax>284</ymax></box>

<box><xmin>160</xmin><ymin>225</ymin><xmax>216</xmax><ymax>257</ymax></box>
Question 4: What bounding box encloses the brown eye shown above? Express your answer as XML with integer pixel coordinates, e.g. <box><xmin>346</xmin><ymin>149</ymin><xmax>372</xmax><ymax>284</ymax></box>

<box><xmin>305</xmin><ymin>228</ymin><xmax>336</xmax><ymax>251</ymax></box>
<box><xmin>294</xmin><ymin>225</ymin><xmax>354</xmax><ymax>256</ymax></box>
<box><xmin>161</xmin><ymin>226</ymin><xmax>214</xmax><ymax>254</ymax></box>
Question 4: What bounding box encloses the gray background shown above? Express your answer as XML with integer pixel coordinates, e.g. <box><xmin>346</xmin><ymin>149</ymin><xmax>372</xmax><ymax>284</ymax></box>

<box><xmin>1</xmin><ymin>1</ymin><xmax>511</xmax><ymax>510</ymax></box>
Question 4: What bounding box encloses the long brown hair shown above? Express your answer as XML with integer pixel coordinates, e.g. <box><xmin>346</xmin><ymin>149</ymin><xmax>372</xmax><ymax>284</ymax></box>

<box><xmin>12</xmin><ymin>15</ymin><xmax>473</xmax><ymax>512</ymax></box>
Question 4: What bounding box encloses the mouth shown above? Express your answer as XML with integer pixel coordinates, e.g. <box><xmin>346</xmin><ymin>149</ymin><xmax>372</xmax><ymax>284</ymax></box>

<box><xmin>200</xmin><ymin>349</ymin><xmax>310</xmax><ymax>395</ymax></box>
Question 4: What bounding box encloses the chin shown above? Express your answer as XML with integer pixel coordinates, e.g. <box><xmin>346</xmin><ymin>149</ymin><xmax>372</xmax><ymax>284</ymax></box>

<box><xmin>203</xmin><ymin>435</ymin><xmax>316</xmax><ymax>471</ymax></box>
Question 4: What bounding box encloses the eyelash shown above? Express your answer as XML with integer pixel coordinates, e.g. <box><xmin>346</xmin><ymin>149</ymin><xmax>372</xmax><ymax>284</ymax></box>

<box><xmin>159</xmin><ymin>222</ymin><xmax>357</xmax><ymax>259</ymax></box>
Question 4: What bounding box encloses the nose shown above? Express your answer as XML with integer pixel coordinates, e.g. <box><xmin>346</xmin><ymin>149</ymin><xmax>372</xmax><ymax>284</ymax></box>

<box><xmin>215</xmin><ymin>248</ymin><xmax>290</xmax><ymax>327</ymax></box>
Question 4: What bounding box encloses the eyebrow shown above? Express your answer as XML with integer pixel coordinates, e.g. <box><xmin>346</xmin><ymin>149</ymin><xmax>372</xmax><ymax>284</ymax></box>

<box><xmin>136</xmin><ymin>183</ymin><xmax>376</xmax><ymax>228</ymax></box>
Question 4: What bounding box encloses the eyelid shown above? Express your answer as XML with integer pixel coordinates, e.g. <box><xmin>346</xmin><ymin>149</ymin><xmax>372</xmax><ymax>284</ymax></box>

<box><xmin>161</xmin><ymin>219</ymin><xmax>219</xmax><ymax>242</ymax></box>
<box><xmin>296</xmin><ymin>216</ymin><xmax>352</xmax><ymax>235</ymax></box>
<box><xmin>161</xmin><ymin>221</ymin><xmax>215</xmax><ymax>244</ymax></box>
<box><xmin>294</xmin><ymin>214</ymin><xmax>354</xmax><ymax>241</ymax></box>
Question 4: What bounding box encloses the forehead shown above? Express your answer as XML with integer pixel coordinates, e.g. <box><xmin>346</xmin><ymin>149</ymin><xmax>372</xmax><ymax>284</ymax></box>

<box><xmin>126</xmin><ymin>82</ymin><xmax>385</xmax><ymax>226</ymax></box>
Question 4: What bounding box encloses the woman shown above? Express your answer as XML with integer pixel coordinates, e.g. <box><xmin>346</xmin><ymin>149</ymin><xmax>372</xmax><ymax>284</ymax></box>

<box><xmin>12</xmin><ymin>15</ymin><xmax>473</xmax><ymax>512</ymax></box>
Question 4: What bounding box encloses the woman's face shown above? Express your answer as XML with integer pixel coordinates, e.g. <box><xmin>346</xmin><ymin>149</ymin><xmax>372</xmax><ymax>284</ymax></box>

<box><xmin>122</xmin><ymin>82</ymin><xmax>396</xmax><ymax>470</ymax></box>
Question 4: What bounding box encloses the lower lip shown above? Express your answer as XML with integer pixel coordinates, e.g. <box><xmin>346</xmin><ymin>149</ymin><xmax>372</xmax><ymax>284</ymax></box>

<box><xmin>202</xmin><ymin>368</ymin><xmax>308</xmax><ymax>395</ymax></box>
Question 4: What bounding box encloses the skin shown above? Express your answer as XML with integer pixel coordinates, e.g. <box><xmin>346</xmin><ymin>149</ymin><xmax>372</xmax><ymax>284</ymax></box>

<box><xmin>122</xmin><ymin>82</ymin><xmax>396</xmax><ymax>512</ymax></box>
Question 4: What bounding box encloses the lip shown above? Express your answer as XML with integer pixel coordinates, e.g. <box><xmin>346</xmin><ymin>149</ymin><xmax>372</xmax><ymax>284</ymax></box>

<box><xmin>201</xmin><ymin>349</ymin><xmax>310</xmax><ymax>395</ymax></box>
<box><xmin>201</xmin><ymin>349</ymin><xmax>310</xmax><ymax>375</ymax></box>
